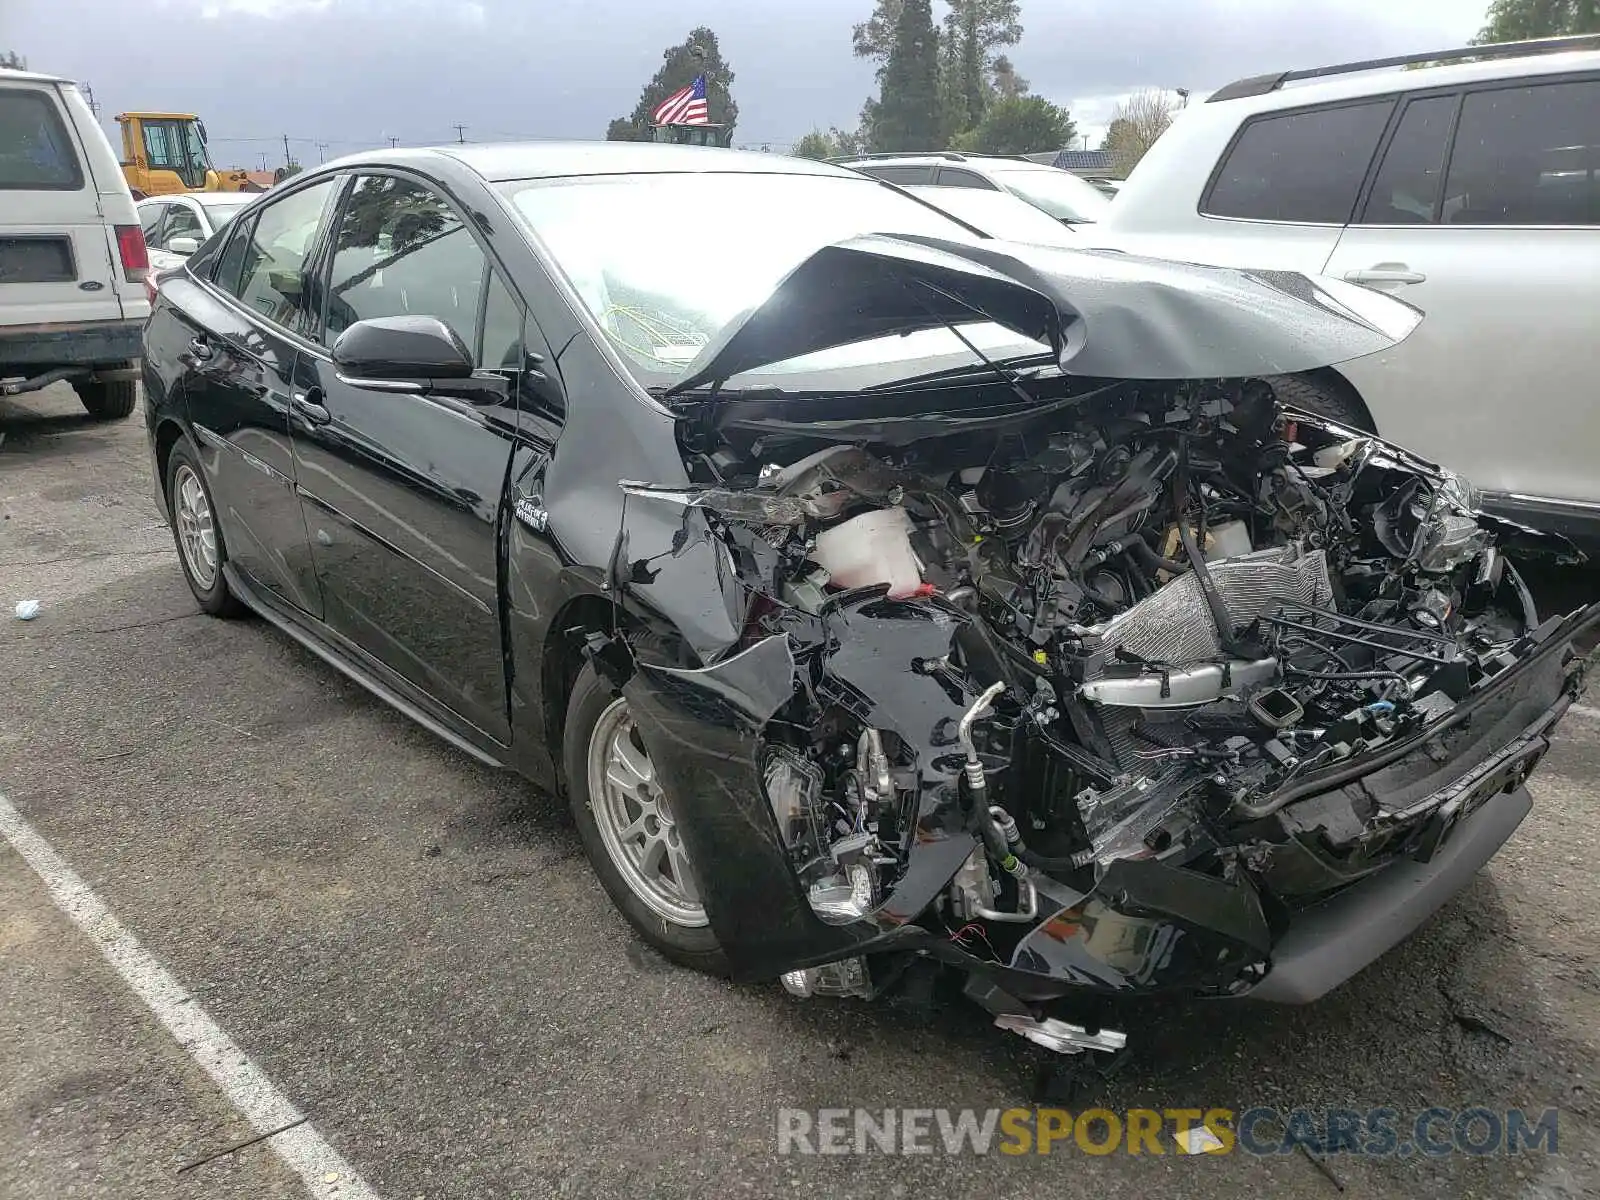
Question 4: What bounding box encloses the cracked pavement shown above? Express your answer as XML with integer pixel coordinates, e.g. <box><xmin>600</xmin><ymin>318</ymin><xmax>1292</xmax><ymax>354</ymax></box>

<box><xmin>3</xmin><ymin>383</ymin><xmax>1598</xmax><ymax>1199</ymax></box>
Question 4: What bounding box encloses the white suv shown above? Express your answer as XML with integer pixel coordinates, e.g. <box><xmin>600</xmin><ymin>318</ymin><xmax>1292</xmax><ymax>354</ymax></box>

<box><xmin>835</xmin><ymin>152</ymin><xmax>1112</xmax><ymax>228</ymax></box>
<box><xmin>0</xmin><ymin>66</ymin><xmax>149</xmax><ymax>420</ymax></box>
<box><xmin>1079</xmin><ymin>35</ymin><xmax>1600</xmax><ymax>541</ymax></box>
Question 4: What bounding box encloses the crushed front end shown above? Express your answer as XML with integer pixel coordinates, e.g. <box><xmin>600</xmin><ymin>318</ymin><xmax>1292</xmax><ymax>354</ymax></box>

<box><xmin>601</xmin><ymin>237</ymin><xmax>1596</xmax><ymax>1052</ymax></box>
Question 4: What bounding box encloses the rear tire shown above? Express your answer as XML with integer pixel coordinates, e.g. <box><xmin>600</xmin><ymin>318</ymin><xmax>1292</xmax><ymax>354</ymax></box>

<box><xmin>74</xmin><ymin>372</ymin><xmax>138</xmax><ymax>421</ymax></box>
<box><xmin>563</xmin><ymin>661</ymin><xmax>729</xmax><ymax>973</ymax></box>
<box><xmin>164</xmin><ymin>442</ymin><xmax>246</xmax><ymax>618</ymax></box>
<box><xmin>1266</xmin><ymin>374</ymin><xmax>1374</xmax><ymax>433</ymax></box>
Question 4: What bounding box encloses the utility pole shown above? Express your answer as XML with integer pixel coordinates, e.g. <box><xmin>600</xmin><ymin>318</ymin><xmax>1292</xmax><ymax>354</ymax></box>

<box><xmin>316</xmin><ymin>141</ymin><xmax>329</xmax><ymax>164</ymax></box>
<box><xmin>388</xmin><ymin>135</ymin><xmax>399</xmax><ymax>148</ymax></box>
<box><xmin>82</xmin><ymin>83</ymin><xmax>100</xmax><ymax>118</ymax></box>
<box><xmin>282</xmin><ymin>133</ymin><xmax>295</xmax><ymax>168</ymax></box>
<box><xmin>453</xmin><ymin>123</ymin><xmax>467</xmax><ymax>144</ymax></box>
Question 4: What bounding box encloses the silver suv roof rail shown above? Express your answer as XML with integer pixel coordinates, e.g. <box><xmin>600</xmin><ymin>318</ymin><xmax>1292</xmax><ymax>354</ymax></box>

<box><xmin>827</xmin><ymin>151</ymin><xmax>1035</xmax><ymax>165</ymax></box>
<box><xmin>1207</xmin><ymin>33</ymin><xmax>1600</xmax><ymax>103</ymax></box>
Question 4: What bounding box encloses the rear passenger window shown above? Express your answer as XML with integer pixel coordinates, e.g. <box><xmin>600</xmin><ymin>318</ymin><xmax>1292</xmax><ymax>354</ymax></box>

<box><xmin>861</xmin><ymin>165</ymin><xmax>934</xmax><ymax>185</ymax></box>
<box><xmin>1204</xmin><ymin>100</ymin><xmax>1394</xmax><ymax>224</ymax></box>
<box><xmin>1443</xmin><ymin>79</ymin><xmax>1600</xmax><ymax>227</ymax></box>
<box><xmin>323</xmin><ymin>175</ymin><xmax>487</xmax><ymax>351</ymax></box>
<box><xmin>1360</xmin><ymin>96</ymin><xmax>1457</xmax><ymax>225</ymax></box>
<box><xmin>139</xmin><ymin>203</ymin><xmax>167</xmax><ymax>241</ymax></box>
<box><xmin>217</xmin><ymin>178</ymin><xmax>337</xmax><ymax>334</ymax></box>
<box><xmin>937</xmin><ymin>169</ymin><xmax>998</xmax><ymax>189</ymax></box>
<box><xmin>0</xmin><ymin>89</ymin><xmax>83</xmax><ymax>190</ymax></box>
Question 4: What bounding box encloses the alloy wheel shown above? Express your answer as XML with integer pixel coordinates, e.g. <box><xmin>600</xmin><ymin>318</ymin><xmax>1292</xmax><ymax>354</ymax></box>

<box><xmin>586</xmin><ymin>697</ymin><xmax>707</xmax><ymax>928</ymax></box>
<box><xmin>173</xmin><ymin>463</ymin><xmax>218</xmax><ymax>590</ymax></box>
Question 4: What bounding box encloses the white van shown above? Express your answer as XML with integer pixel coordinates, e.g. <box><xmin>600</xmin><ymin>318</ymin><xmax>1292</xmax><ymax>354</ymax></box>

<box><xmin>0</xmin><ymin>66</ymin><xmax>149</xmax><ymax>420</ymax></box>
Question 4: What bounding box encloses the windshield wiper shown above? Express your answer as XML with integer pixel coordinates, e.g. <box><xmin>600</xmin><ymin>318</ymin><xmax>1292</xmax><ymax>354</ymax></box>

<box><xmin>858</xmin><ymin>353</ymin><xmax>1055</xmax><ymax>394</ymax></box>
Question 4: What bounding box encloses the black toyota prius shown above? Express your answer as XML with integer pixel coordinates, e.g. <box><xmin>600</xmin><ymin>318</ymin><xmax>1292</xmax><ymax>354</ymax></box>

<box><xmin>142</xmin><ymin>142</ymin><xmax>1595</xmax><ymax>1059</ymax></box>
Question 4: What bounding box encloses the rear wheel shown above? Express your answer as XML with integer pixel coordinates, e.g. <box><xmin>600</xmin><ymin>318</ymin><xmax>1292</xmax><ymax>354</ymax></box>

<box><xmin>165</xmin><ymin>442</ymin><xmax>245</xmax><ymax>618</ymax></box>
<box><xmin>74</xmin><ymin>370</ymin><xmax>138</xmax><ymax>421</ymax></box>
<box><xmin>563</xmin><ymin>661</ymin><xmax>728</xmax><ymax>972</ymax></box>
<box><xmin>1267</xmin><ymin>374</ymin><xmax>1374</xmax><ymax>433</ymax></box>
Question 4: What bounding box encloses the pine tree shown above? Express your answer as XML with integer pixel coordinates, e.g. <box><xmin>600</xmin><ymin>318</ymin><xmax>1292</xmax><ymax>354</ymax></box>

<box><xmin>870</xmin><ymin>0</ymin><xmax>942</xmax><ymax>151</ymax></box>
<box><xmin>606</xmin><ymin>28</ymin><xmax>738</xmax><ymax>141</ymax></box>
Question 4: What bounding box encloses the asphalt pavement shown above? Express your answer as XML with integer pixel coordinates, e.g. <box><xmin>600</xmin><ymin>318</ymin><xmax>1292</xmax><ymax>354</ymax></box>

<box><xmin>3</xmin><ymin>383</ymin><xmax>1598</xmax><ymax>1199</ymax></box>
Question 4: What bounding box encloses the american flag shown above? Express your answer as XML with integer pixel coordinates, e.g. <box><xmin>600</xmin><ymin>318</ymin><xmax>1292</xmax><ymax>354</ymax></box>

<box><xmin>651</xmin><ymin>74</ymin><xmax>709</xmax><ymax>125</ymax></box>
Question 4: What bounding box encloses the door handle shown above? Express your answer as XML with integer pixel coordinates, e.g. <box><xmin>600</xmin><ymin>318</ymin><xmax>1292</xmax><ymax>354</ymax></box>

<box><xmin>1344</xmin><ymin>264</ymin><xmax>1427</xmax><ymax>286</ymax></box>
<box><xmin>292</xmin><ymin>388</ymin><xmax>331</xmax><ymax>426</ymax></box>
<box><xmin>186</xmin><ymin>335</ymin><xmax>213</xmax><ymax>362</ymax></box>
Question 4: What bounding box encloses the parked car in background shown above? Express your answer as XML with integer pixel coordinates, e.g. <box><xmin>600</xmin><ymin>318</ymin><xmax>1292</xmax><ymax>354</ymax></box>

<box><xmin>138</xmin><ymin>191</ymin><xmax>259</xmax><ymax>271</ymax></box>
<box><xmin>833</xmin><ymin>151</ymin><xmax>1111</xmax><ymax>228</ymax></box>
<box><xmin>142</xmin><ymin>143</ymin><xmax>1595</xmax><ymax>1055</ymax></box>
<box><xmin>1078</xmin><ymin>34</ymin><xmax>1600</xmax><ymax>542</ymax></box>
<box><xmin>900</xmin><ymin>183</ymin><xmax>1079</xmax><ymax>245</ymax></box>
<box><xmin>0</xmin><ymin>65</ymin><xmax>148</xmax><ymax>419</ymax></box>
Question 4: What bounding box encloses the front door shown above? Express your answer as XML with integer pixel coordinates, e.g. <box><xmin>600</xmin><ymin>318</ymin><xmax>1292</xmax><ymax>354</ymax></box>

<box><xmin>173</xmin><ymin>177</ymin><xmax>340</xmax><ymax>616</ymax></box>
<box><xmin>289</xmin><ymin>173</ymin><xmax>520</xmax><ymax>743</ymax></box>
<box><xmin>1329</xmin><ymin>76</ymin><xmax>1600</xmax><ymax>507</ymax></box>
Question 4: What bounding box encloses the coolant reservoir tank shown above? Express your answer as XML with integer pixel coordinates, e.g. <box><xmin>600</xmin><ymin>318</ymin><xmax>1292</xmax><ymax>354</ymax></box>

<box><xmin>812</xmin><ymin>507</ymin><xmax>923</xmax><ymax>598</ymax></box>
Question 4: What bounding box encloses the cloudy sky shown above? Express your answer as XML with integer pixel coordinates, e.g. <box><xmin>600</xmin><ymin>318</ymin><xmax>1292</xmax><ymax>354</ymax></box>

<box><xmin>7</xmin><ymin>0</ymin><xmax>1487</xmax><ymax>165</ymax></box>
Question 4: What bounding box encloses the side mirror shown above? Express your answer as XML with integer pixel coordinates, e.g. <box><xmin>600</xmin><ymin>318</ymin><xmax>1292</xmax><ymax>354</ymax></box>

<box><xmin>167</xmin><ymin>236</ymin><xmax>200</xmax><ymax>255</ymax></box>
<box><xmin>332</xmin><ymin>315</ymin><xmax>505</xmax><ymax>404</ymax></box>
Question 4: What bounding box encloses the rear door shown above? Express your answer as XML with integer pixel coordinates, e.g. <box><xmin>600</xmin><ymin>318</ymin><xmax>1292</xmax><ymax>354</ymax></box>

<box><xmin>1328</xmin><ymin>75</ymin><xmax>1600</xmax><ymax>506</ymax></box>
<box><xmin>289</xmin><ymin>171</ymin><xmax>521</xmax><ymax>743</ymax></box>
<box><xmin>170</xmin><ymin>176</ymin><xmax>342</xmax><ymax>616</ymax></box>
<box><xmin>0</xmin><ymin>81</ymin><xmax>124</xmax><ymax>329</ymax></box>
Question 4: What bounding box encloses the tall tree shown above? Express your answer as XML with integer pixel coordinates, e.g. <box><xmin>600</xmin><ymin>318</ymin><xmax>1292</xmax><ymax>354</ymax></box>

<box><xmin>1</xmin><ymin>51</ymin><xmax>26</xmax><ymax>69</ymax></box>
<box><xmin>969</xmin><ymin>95</ymin><xmax>1074</xmax><ymax>156</ymax></box>
<box><xmin>1102</xmin><ymin>89</ymin><xmax>1176</xmax><ymax>176</ymax></box>
<box><xmin>941</xmin><ymin>0</ymin><xmax>1022</xmax><ymax>136</ymax></box>
<box><xmin>606</xmin><ymin>28</ymin><xmax>738</xmax><ymax>141</ymax></box>
<box><xmin>1474</xmin><ymin>0</ymin><xmax>1600</xmax><ymax>42</ymax></box>
<box><xmin>991</xmin><ymin>54</ymin><xmax>1028</xmax><ymax>99</ymax></box>
<box><xmin>870</xmin><ymin>0</ymin><xmax>942</xmax><ymax>151</ymax></box>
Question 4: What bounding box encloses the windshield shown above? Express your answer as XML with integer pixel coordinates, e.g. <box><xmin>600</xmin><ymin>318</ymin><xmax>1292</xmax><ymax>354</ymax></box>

<box><xmin>499</xmin><ymin>171</ymin><xmax>1047</xmax><ymax>389</ymax></box>
<box><xmin>905</xmin><ymin>186</ymin><xmax>1076</xmax><ymax>245</ymax></box>
<box><xmin>988</xmin><ymin>166</ymin><xmax>1111</xmax><ymax>223</ymax></box>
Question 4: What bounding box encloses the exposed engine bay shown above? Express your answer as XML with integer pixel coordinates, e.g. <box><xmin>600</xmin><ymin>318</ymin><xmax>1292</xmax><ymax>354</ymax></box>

<box><xmin>613</xmin><ymin>372</ymin><xmax>1590</xmax><ymax>1037</ymax></box>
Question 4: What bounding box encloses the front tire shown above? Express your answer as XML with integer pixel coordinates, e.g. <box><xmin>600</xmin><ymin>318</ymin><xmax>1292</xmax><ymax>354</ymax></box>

<box><xmin>1267</xmin><ymin>374</ymin><xmax>1374</xmax><ymax>433</ymax></box>
<box><xmin>164</xmin><ymin>442</ymin><xmax>245</xmax><ymax>618</ymax></box>
<box><xmin>563</xmin><ymin>662</ymin><xmax>728</xmax><ymax>972</ymax></box>
<box><xmin>74</xmin><ymin>372</ymin><xmax>138</xmax><ymax>421</ymax></box>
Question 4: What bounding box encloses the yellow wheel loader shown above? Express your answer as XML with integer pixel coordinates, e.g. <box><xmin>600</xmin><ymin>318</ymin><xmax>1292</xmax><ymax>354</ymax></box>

<box><xmin>115</xmin><ymin>112</ymin><xmax>263</xmax><ymax>200</ymax></box>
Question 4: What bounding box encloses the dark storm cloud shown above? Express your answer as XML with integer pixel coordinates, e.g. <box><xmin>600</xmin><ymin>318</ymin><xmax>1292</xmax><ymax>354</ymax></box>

<box><xmin>10</xmin><ymin>0</ymin><xmax>1482</xmax><ymax>158</ymax></box>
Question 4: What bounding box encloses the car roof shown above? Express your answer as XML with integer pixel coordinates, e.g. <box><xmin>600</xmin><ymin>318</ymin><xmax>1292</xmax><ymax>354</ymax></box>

<box><xmin>0</xmin><ymin>66</ymin><xmax>73</xmax><ymax>86</ymax></box>
<box><xmin>320</xmin><ymin>141</ymin><xmax>863</xmax><ymax>183</ymax></box>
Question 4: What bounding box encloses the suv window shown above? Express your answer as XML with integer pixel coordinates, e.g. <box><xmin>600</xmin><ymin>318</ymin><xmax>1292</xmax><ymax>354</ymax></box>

<box><xmin>0</xmin><ymin>89</ymin><xmax>83</xmax><ymax>190</ymax></box>
<box><xmin>859</xmin><ymin>164</ymin><xmax>935</xmax><ymax>185</ymax></box>
<box><xmin>138</xmin><ymin>201</ymin><xmax>167</xmax><ymax>241</ymax></box>
<box><xmin>1204</xmin><ymin>100</ymin><xmax>1394</xmax><ymax>224</ymax></box>
<box><xmin>217</xmin><ymin>178</ymin><xmax>337</xmax><ymax>334</ymax></box>
<box><xmin>936</xmin><ymin>168</ymin><xmax>998</xmax><ymax>189</ymax></box>
<box><xmin>1360</xmin><ymin>95</ymin><xmax>1457</xmax><ymax>225</ymax></box>
<box><xmin>480</xmin><ymin>271</ymin><xmax>523</xmax><ymax>371</ymax></box>
<box><xmin>1443</xmin><ymin>79</ymin><xmax>1600</xmax><ymax>227</ymax></box>
<box><xmin>323</xmin><ymin>174</ymin><xmax>486</xmax><ymax>351</ymax></box>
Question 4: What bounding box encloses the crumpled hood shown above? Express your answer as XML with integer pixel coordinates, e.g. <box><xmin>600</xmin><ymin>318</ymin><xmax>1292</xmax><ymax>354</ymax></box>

<box><xmin>664</xmin><ymin>234</ymin><xmax>1422</xmax><ymax>395</ymax></box>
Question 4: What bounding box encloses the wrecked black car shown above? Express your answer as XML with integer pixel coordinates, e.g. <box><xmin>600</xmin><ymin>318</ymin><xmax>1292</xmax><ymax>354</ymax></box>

<box><xmin>143</xmin><ymin>147</ymin><xmax>1596</xmax><ymax>1057</ymax></box>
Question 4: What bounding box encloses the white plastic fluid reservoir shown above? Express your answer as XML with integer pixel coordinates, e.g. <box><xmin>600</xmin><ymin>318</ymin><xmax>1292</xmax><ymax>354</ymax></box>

<box><xmin>1203</xmin><ymin>519</ymin><xmax>1253</xmax><ymax>561</ymax></box>
<box><xmin>812</xmin><ymin>507</ymin><xmax>923</xmax><ymax>598</ymax></box>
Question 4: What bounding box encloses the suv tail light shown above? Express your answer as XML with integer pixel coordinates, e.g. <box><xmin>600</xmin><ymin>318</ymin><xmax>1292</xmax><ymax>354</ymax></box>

<box><xmin>114</xmin><ymin>224</ymin><xmax>149</xmax><ymax>283</ymax></box>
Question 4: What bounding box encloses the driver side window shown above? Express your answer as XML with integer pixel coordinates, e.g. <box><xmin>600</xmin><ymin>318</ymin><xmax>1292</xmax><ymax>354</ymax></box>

<box><xmin>322</xmin><ymin>174</ymin><xmax>487</xmax><ymax>353</ymax></box>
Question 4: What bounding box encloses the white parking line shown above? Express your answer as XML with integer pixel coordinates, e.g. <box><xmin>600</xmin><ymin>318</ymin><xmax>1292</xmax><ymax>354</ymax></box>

<box><xmin>0</xmin><ymin>790</ymin><xmax>381</xmax><ymax>1199</ymax></box>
